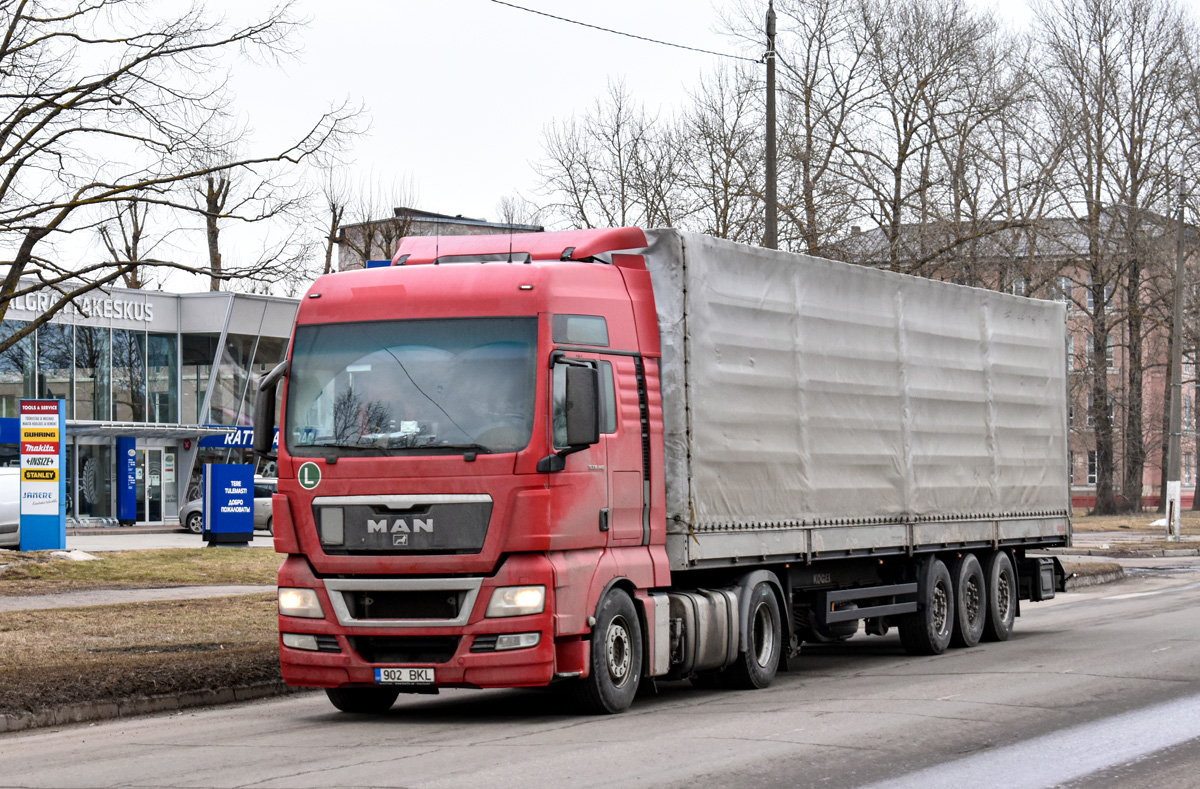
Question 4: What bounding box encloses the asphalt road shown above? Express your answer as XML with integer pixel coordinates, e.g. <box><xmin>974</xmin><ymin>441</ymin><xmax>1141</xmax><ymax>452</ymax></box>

<box><xmin>2</xmin><ymin>559</ymin><xmax>1199</xmax><ymax>789</ymax></box>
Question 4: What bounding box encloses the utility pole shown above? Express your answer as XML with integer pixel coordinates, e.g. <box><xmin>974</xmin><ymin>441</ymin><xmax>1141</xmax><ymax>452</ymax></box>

<box><xmin>764</xmin><ymin>0</ymin><xmax>777</xmax><ymax>250</ymax></box>
<box><xmin>1168</xmin><ymin>175</ymin><xmax>1186</xmax><ymax>542</ymax></box>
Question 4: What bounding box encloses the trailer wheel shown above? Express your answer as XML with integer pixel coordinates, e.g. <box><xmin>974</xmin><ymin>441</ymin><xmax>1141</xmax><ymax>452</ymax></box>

<box><xmin>722</xmin><ymin>581</ymin><xmax>782</xmax><ymax>690</ymax></box>
<box><xmin>324</xmin><ymin>686</ymin><xmax>400</xmax><ymax>714</ymax></box>
<box><xmin>949</xmin><ymin>553</ymin><xmax>986</xmax><ymax>648</ymax></box>
<box><xmin>981</xmin><ymin>551</ymin><xmax>1016</xmax><ymax>642</ymax></box>
<box><xmin>898</xmin><ymin>558</ymin><xmax>954</xmax><ymax>656</ymax></box>
<box><xmin>567</xmin><ymin>588</ymin><xmax>642</xmax><ymax>714</ymax></box>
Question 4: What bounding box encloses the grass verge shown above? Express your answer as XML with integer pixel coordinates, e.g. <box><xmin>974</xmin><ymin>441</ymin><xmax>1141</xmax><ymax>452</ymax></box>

<box><xmin>0</xmin><ymin>595</ymin><xmax>279</xmax><ymax>716</ymax></box>
<box><xmin>1071</xmin><ymin>510</ymin><xmax>1200</xmax><ymax>534</ymax></box>
<box><xmin>0</xmin><ymin>549</ymin><xmax>282</xmax><ymax>596</ymax></box>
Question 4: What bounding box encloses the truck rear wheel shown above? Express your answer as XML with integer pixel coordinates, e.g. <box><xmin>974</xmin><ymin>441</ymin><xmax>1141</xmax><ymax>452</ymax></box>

<box><xmin>324</xmin><ymin>686</ymin><xmax>400</xmax><ymax>714</ymax></box>
<box><xmin>567</xmin><ymin>588</ymin><xmax>642</xmax><ymax>714</ymax></box>
<box><xmin>949</xmin><ymin>553</ymin><xmax>986</xmax><ymax>648</ymax></box>
<box><xmin>898</xmin><ymin>558</ymin><xmax>954</xmax><ymax>656</ymax></box>
<box><xmin>981</xmin><ymin>551</ymin><xmax>1016</xmax><ymax>642</ymax></box>
<box><xmin>721</xmin><ymin>581</ymin><xmax>782</xmax><ymax>690</ymax></box>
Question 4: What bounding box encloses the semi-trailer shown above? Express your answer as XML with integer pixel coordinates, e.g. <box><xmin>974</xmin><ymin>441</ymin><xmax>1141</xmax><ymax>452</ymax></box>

<box><xmin>256</xmin><ymin>227</ymin><xmax>1070</xmax><ymax>714</ymax></box>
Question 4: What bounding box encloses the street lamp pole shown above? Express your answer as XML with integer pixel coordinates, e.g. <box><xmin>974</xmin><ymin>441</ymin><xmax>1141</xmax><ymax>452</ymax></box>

<box><xmin>764</xmin><ymin>0</ymin><xmax>777</xmax><ymax>250</ymax></box>
<box><xmin>1167</xmin><ymin>175</ymin><xmax>1186</xmax><ymax>542</ymax></box>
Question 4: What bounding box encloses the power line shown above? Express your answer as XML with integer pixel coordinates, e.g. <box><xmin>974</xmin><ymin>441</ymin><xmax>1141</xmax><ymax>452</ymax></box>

<box><xmin>490</xmin><ymin>1</ymin><xmax>761</xmax><ymax>64</ymax></box>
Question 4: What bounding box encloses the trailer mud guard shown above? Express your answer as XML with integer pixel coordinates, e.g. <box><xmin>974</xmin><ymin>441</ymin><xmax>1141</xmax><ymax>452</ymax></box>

<box><xmin>1016</xmin><ymin>555</ymin><xmax>1067</xmax><ymax>601</ymax></box>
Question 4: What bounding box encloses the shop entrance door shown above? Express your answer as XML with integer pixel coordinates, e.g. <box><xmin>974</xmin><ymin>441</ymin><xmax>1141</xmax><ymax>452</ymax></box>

<box><xmin>135</xmin><ymin>448</ymin><xmax>164</xmax><ymax>524</ymax></box>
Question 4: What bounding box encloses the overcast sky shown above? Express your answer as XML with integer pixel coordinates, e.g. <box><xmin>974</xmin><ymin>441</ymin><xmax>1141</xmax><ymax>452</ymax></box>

<box><xmin>229</xmin><ymin>0</ymin><xmax>762</xmax><ymax>224</ymax></box>
<box><xmin>227</xmin><ymin>0</ymin><xmax>1039</xmax><ymax>227</ymax></box>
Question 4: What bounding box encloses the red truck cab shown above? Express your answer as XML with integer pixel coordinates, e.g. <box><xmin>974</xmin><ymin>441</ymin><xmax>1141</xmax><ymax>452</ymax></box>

<box><xmin>265</xmin><ymin>227</ymin><xmax>669</xmax><ymax>713</ymax></box>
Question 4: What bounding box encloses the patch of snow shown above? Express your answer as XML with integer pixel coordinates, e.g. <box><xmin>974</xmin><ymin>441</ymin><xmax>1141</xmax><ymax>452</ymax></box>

<box><xmin>48</xmin><ymin>549</ymin><xmax>101</xmax><ymax>562</ymax></box>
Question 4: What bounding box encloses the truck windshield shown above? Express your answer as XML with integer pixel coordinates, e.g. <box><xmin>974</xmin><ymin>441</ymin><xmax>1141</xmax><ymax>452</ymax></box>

<box><xmin>286</xmin><ymin>318</ymin><xmax>538</xmax><ymax>456</ymax></box>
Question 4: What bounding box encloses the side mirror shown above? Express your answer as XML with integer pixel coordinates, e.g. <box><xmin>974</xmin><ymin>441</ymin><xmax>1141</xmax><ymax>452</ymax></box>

<box><xmin>538</xmin><ymin>362</ymin><xmax>600</xmax><ymax>473</ymax></box>
<box><xmin>564</xmin><ymin>365</ymin><xmax>600</xmax><ymax>447</ymax></box>
<box><xmin>253</xmin><ymin>361</ymin><xmax>288</xmax><ymax>460</ymax></box>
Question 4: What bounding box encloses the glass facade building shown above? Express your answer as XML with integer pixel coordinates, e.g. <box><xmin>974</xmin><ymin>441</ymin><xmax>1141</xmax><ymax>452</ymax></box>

<box><xmin>0</xmin><ymin>285</ymin><xmax>297</xmax><ymax>525</ymax></box>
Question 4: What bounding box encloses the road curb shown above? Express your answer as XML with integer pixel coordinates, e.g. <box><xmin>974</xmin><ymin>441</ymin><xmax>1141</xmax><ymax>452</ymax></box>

<box><xmin>1049</xmin><ymin>547</ymin><xmax>1200</xmax><ymax>558</ymax></box>
<box><xmin>1063</xmin><ymin>569</ymin><xmax>1126</xmax><ymax>589</ymax></box>
<box><xmin>0</xmin><ymin>682</ymin><xmax>315</xmax><ymax>734</ymax></box>
<box><xmin>1059</xmin><ymin>560</ymin><xmax>1125</xmax><ymax>590</ymax></box>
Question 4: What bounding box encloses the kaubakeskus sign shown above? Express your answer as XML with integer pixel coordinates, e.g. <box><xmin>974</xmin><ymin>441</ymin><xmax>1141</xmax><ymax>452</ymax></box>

<box><xmin>8</xmin><ymin>289</ymin><xmax>154</xmax><ymax>322</ymax></box>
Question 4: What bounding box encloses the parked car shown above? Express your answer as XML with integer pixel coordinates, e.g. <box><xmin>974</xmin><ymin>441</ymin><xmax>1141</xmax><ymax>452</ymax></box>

<box><xmin>181</xmin><ymin>476</ymin><xmax>276</xmax><ymax>534</ymax></box>
<box><xmin>0</xmin><ymin>467</ymin><xmax>18</xmax><ymax>549</ymax></box>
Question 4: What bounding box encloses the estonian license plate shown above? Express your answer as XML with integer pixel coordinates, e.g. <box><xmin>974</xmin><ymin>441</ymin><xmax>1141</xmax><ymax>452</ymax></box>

<box><xmin>375</xmin><ymin>667</ymin><xmax>434</xmax><ymax>685</ymax></box>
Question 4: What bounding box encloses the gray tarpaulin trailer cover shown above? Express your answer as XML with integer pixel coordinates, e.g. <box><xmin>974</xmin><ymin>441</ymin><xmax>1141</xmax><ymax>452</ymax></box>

<box><xmin>643</xmin><ymin>229</ymin><xmax>1072</xmax><ymax>570</ymax></box>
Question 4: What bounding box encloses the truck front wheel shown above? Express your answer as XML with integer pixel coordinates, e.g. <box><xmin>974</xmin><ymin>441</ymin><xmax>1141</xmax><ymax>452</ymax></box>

<box><xmin>721</xmin><ymin>581</ymin><xmax>782</xmax><ymax>690</ymax></box>
<box><xmin>568</xmin><ymin>588</ymin><xmax>642</xmax><ymax>714</ymax></box>
<box><xmin>898</xmin><ymin>558</ymin><xmax>954</xmax><ymax>656</ymax></box>
<box><xmin>325</xmin><ymin>686</ymin><xmax>400</xmax><ymax>714</ymax></box>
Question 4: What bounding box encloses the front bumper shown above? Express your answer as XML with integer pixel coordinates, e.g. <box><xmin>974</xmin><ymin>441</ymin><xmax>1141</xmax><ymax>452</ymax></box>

<box><xmin>277</xmin><ymin>554</ymin><xmax>559</xmax><ymax>689</ymax></box>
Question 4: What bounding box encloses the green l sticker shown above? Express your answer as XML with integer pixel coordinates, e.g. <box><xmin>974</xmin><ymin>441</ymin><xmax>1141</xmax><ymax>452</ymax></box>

<box><xmin>298</xmin><ymin>461</ymin><xmax>322</xmax><ymax>490</ymax></box>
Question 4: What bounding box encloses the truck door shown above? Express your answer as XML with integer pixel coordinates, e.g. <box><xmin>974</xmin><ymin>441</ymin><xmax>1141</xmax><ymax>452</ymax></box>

<box><xmin>550</xmin><ymin>354</ymin><xmax>609</xmax><ymax>542</ymax></box>
<box><xmin>603</xmin><ymin>357</ymin><xmax>645</xmax><ymax>545</ymax></box>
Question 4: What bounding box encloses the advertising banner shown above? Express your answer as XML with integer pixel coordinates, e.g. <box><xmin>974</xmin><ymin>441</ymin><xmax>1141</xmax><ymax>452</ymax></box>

<box><xmin>202</xmin><ymin>463</ymin><xmax>255</xmax><ymax>545</ymax></box>
<box><xmin>18</xmin><ymin>399</ymin><xmax>65</xmax><ymax>551</ymax></box>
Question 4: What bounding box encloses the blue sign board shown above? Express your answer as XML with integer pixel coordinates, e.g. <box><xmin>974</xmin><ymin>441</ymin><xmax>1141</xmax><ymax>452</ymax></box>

<box><xmin>18</xmin><ymin>399</ymin><xmax>66</xmax><ymax>551</ymax></box>
<box><xmin>203</xmin><ymin>463</ymin><xmax>255</xmax><ymax>544</ymax></box>
<box><xmin>116</xmin><ymin>436</ymin><xmax>137</xmax><ymax>522</ymax></box>
<box><xmin>198</xmin><ymin>426</ymin><xmax>279</xmax><ymax>449</ymax></box>
<box><xmin>0</xmin><ymin>417</ymin><xmax>17</xmax><ymax>444</ymax></box>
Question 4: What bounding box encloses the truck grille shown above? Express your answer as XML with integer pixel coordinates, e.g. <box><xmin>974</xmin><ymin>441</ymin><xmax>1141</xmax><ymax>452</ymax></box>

<box><xmin>344</xmin><ymin>590</ymin><xmax>463</xmax><ymax>621</ymax></box>
<box><xmin>314</xmin><ymin>495</ymin><xmax>492</xmax><ymax>555</ymax></box>
<box><xmin>349</xmin><ymin>636</ymin><xmax>461</xmax><ymax>664</ymax></box>
<box><xmin>323</xmin><ymin>578</ymin><xmax>483</xmax><ymax>628</ymax></box>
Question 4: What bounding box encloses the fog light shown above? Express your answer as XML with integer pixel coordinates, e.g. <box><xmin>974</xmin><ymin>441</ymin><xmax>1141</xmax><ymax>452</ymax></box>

<box><xmin>495</xmin><ymin>632</ymin><xmax>541</xmax><ymax>651</ymax></box>
<box><xmin>486</xmin><ymin>585</ymin><xmax>546</xmax><ymax>617</ymax></box>
<box><xmin>282</xmin><ymin>633</ymin><xmax>319</xmax><ymax>651</ymax></box>
<box><xmin>320</xmin><ymin>508</ymin><xmax>344</xmax><ymax>545</ymax></box>
<box><xmin>278</xmin><ymin>587</ymin><xmax>324</xmax><ymax>618</ymax></box>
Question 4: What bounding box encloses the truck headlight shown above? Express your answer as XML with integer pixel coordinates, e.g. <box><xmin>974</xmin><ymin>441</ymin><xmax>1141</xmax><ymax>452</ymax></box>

<box><xmin>486</xmin><ymin>585</ymin><xmax>546</xmax><ymax>617</ymax></box>
<box><xmin>278</xmin><ymin>587</ymin><xmax>324</xmax><ymax>618</ymax></box>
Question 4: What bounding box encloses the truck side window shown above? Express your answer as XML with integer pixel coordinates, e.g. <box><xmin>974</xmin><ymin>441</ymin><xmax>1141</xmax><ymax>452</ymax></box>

<box><xmin>553</xmin><ymin>314</ymin><xmax>609</xmax><ymax>347</ymax></box>
<box><xmin>553</xmin><ymin>360</ymin><xmax>616</xmax><ymax>448</ymax></box>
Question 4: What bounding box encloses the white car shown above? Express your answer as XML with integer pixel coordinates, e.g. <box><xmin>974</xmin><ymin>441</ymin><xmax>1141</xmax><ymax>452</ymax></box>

<box><xmin>181</xmin><ymin>476</ymin><xmax>277</xmax><ymax>534</ymax></box>
<box><xmin>0</xmin><ymin>467</ymin><xmax>19</xmax><ymax>549</ymax></box>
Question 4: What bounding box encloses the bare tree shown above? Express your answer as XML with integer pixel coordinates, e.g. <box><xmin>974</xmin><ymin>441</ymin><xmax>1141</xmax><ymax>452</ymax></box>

<box><xmin>678</xmin><ymin>65</ymin><xmax>763</xmax><ymax>242</ymax></box>
<box><xmin>766</xmin><ymin>0</ymin><xmax>869</xmax><ymax>255</ymax></box>
<box><xmin>494</xmin><ymin>194</ymin><xmax>546</xmax><ymax>228</ymax></box>
<box><xmin>335</xmin><ymin>174</ymin><xmax>418</xmax><ymax>270</ymax></box>
<box><xmin>841</xmin><ymin>0</ymin><xmax>1009</xmax><ymax>273</ymax></box>
<box><xmin>535</xmin><ymin>81</ymin><xmax>683</xmax><ymax>230</ymax></box>
<box><xmin>0</xmin><ymin>0</ymin><xmax>359</xmax><ymax>352</ymax></box>
<box><xmin>320</xmin><ymin>170</ymin><xmax>351</xmax><ymax>277</ymax></box>
<box><xmin>97</xmin><ymin>196</ymin><xmax>171</xmax><ymax>290</ymax></box>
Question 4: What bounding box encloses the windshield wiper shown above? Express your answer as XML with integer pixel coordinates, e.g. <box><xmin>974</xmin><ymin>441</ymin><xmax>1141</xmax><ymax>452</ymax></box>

<box><xmin>389</xmin><ymin>442</ymin><xmax>492</xmax><ymax>456</ymax></box>
<box><xmin>302</xmin><ymin>442</ymin><xmax>392</xmax><ymax>456</ymax></box>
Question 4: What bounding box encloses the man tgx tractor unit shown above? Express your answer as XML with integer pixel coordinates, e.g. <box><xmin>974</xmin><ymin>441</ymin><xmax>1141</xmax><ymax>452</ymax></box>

<box><xmin>255</xmin><ymin>228</ymin><xmax>1069</xmax><ymax>714</ymax></box>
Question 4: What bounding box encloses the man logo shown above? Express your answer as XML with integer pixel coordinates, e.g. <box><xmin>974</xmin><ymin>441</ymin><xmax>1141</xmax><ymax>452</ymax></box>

<box><xmin>393</xmin><ymin>534</ymin><xmax>408</xmax><ymax>546</ymax></box>
<box><xmin>367</xmin><ymin>518</ymin><xmax>433</xmax><ymax>534</ymax></box>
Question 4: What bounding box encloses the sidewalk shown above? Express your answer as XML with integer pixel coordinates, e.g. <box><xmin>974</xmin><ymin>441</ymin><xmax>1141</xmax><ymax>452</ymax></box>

<box><xmin>0</xmin><ymin>584</ymin><xmax>275</xmax><ymax>612</ymax></box>
<box><xmin>64</xmin><ymin>531</ymin><xmax>276</xmax><ymax>551</ymax></box>
<box><xmin>1059</xmin><ymin>529</ymin><xmax>1200</xmax><ymax>557</ymax></box>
